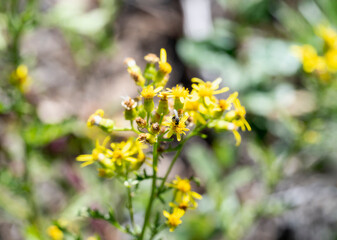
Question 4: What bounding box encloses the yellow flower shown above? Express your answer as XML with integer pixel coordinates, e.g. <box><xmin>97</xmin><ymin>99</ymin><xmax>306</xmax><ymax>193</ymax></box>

<box><xmin>291</xmin><ymin>45</ymin><xmax>319</xmax><ymax>73</ymax></box>
<box><xmin>141</xmin><ymin>86</ymin><xmax>163</xmax><ymax>99</ymax></box>
<box><xmin>166</xmin><ymin>85</ymin><xmax>190</xmax><ymax>102</ymax></box>
<box><xmin>168</xmin><ymin>176</ymin><xmax>202</xmax><ymax>208</ymax></box>
<box><xmin>163</xmin><ymin>208</ymin><xmax>185</xmax><ymax>232</ymax></box>
<box><xmin>76</xmin><ymin>137</ymin><xmax>112</xmax><ymax>167</ymax></box>
<box><xmin>110</xmin><ymin>139</ymin><xmax>137</xmax><ymax>166</ymax></box>
<box><xmin>183</xmin><ymin>90</ymin><xmax>206</xmax><ymax>124</ymax></box>
<box><xmin>166</xmin><ymin>85</ymin><xmax>190</xmax><ymax>110</ymax></box>
<box><xmin>47</xmin><ymin>225</ymin><xmax>63</xmax><ymax>240</ymax></box>
<box><xmin>169</xmin><ymin>195</ymin><xmax>196</xmax><ymax>211</ymax></box>
<box><xmin>163</xmin><ymin>114</ymin><xmax>190</xmax><ymax>141</ymax></box>
<box><xmin>158</xmin><ymin>48</ymin><xmax>172</xmax><ymax>74</ymax></box>
<box><xmin>110</xmin><ymin>138</ymin><xmax>146</xmax><ymax>166</ymax></box>
<box><xmin>316</xmin><ymin>24</ymin><xmax>337</xmax><ymax>48</ymax></box>
<box><xmin>11</xmin><ymin>64</ymin><xmax>32</xmax><ymax>92</ymax></box>
<box><xmin>191</xmin><ymin>77</ymin><xmax>229</xmax><ymax>106</ymax></box>
<box><xmin>225</xmin><ymin>99</ymin><xmax>251</xmax><ymax>132</ymax></box>
<box><xmin>217</xmin><ymin>92</ymin><xmax>238</xmax><ymax>111</ymax></box>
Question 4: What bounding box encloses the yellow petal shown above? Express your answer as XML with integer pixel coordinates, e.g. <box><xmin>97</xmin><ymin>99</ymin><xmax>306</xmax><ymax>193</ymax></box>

<box><xmin>212</xmin><ymin>77</ymin><xmax>222</xmax><ymax>87</ymax></box>
<box><xmin>163</xmin><ymin>210</ymin><xmax>170</xmax><ymax>218</ymax></box>
<box><xmin>76</xmin><ymin>155</ymin><xmax>93</xmax><ymax>161</ymax></box>
<box><xmin>81</xmin><ymin>161</ymin><xmax>94</xmax><ymax>167</ymax></box>
<box><xmin>191</xmin><ymin>191</ymin><xmax>202</xmax><ymax>199</ymax></box>
<box><xmin>214</xmin><ymin>87</ymin><xmax>229</xmax><ymax>94</ymax></box>
<box><xmin>154</xmin><ymin>86</ymin><xmax>164</xmax><ymax>93</ymax></box>
<box><xmin>233</xmin><ymin>130</ymin><xmax>241</xmax><ymax>146</ymax></box>
<box><xmin>191</xmin><ymin>77</ymin><xmax>204</xmax><ymax>83</ymax></box>
<box><xmin>160</xmin><ymin>48</ymin><xmax>167</xmax><ymax>63</ymax></box>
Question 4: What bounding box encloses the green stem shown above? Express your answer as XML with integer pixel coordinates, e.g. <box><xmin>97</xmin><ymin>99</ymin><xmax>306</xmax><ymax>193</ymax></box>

<box><xmin>127</xmin><ymin>186</ymin><xmax>136</xmax><ymax>231</ymax></box>
<box><xmin>113</xmin><ymin>127</ymin><xmax>140</xmax><ymax>134</ymax></box>
<box><xmin>124</xmin><ymin>170</ymin><xmax>136</xmax><ymax>232</ymax></box>
<box><xmin>157</xmin><ymin>143</ymin><xmax>184</xmax><ymax>195</ymax></box>
<box><xmin>139</xmin><ymin>140</ymin><xmax>159</xmax><ymax>240</ymax></box>
<box><xmin>24</xmin><ymin>147</ymin><xmax>42</xmax><ymax>238</ymax></box>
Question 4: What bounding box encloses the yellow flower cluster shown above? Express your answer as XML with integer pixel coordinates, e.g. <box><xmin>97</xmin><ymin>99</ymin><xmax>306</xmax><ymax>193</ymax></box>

<box><xmin>78</xmin><ymin>48</ymin><xmax>250</xmax><ymax>173</ymax></box>
<box><xmin>76</xmin><ymin>48</ymin><xmax>250</xmax><ymax>235</ymax></box>
<box><xmin>163</xmin><ymin>176</ymin><xmax>202</xmax><ymax>231</ymax></box>
<box><xmin>76</xmin><ymin>137</ymin><xmax>147</xmax><ymax>177</ymax></box>
<box><xmin>292</xmin><ymin>24</ymin><xmax>337</xmax><ymax>82</ymax></box>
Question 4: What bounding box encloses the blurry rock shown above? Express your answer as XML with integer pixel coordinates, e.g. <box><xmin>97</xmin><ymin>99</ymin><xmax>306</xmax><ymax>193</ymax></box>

<box><xmin>245</xmin><ymin>174</ymin><xmax>337</xmax><ymax>240</ymax></box>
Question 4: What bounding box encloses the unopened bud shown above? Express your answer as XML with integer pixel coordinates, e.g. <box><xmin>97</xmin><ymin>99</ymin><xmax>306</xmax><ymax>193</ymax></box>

<box><xmin>151</xmin><ymin>122</ymin><xmax>160</xmax><ymax>134</ymax></box>
<box><xmin>136</xmin><ymin>117</ymin><xmax>147</xmax><ymax>128</ymax></box>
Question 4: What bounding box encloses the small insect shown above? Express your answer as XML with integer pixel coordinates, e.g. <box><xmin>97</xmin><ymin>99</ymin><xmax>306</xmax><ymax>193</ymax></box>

<box><xmin>172</xmin><ymin>109</ymin><xmax>180</xmax><ymax>125</ymax></box>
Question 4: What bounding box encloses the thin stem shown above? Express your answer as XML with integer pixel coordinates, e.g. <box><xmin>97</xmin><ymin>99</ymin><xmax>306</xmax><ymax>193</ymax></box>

<box><xmin>127</xmin><ymin>186</ymin><xmax>136</xmax><ymax>231</ymax></box>
<box><xmin>139</xmin><ymin>140</ymin><xmax>159</xmax><ymax>240</ymax></box>
<box><xmin>157</xmin><ymin>143</ymin><xmax>184</xmax><ymax>194</ymax></box>
<box><xmin>158</xmin><ymin>114</ymin><xmax>164</xmax><ymax>125</ymax></box>
<box><xmin>113</xmin><ymin>127</ymin><xmax>140</xmax><ymax>134</ymax></box>
<box><xmin>147</xmin><ymin>112</ymin><xmax>150</xmax><ymax>127</ymax></box>
<box><xmin>124</xmin><ymin>169</ymin><xmax>136</xmax><ymax>232</ymax></box>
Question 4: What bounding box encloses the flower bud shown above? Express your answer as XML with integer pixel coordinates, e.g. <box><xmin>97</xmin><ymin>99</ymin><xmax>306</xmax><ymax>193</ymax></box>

<box><xmin>124</xmin><ymin>58</ymin><xmax>146</xmax><ymax>86</ymax></box>
<box><xmin>151</xmin><ymin>122</ymin><xmax>160</xmax><ymax>134</ymax></box>
<box><xmin>224</xmin><ymin>110</ymin><xmax>237</xmax><ymax>121</ymax></box>
<box><xmin>98</xmin><ymin>168</ymin><xmax>114</xmax><ymax>178</ymax></box>
<box><xmin>137</xmin><ymin>133</ymin><xmax>155</xmax><ymax>144</ymax></box>
<box><xmin>136</xmin><ymin>117</ymin><xmax>147</xmax><ymax>128</ymax></box>
<box><xmin>122</xmin><ymin>97</ymin><xmax>137</xmax><ymax>120</ymax></box>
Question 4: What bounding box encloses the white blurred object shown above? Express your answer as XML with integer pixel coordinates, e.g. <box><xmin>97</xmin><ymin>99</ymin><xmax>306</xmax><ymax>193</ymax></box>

<box><xmin>180</xmin><ymin>0</ymin><xmax>213</xmax><ymax>40</ymax></box>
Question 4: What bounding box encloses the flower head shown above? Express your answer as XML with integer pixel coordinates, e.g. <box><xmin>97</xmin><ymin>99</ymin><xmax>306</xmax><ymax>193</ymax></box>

<box><xmin>11</xmin><ymin>64</ymin><xmax>32</xmax><ymax>92</ymax></box>
<box><xmin>163</xmin><ymin>208</ymin><xmax>185</xmax><ymax>232</ymax></box>
<box><xmin>141</xmin><ymin>86</ymin><xmax>163</xmax><ymax>99</ymax></box>
<box><xmin>232</xmin><ymin>99</ymin><xmax>251</xmax><ymax>131</ymax></box>
<box><xmin>218</xmin><ymin>92</ymin><xmax>238</xmax><ymax>111</ymax></box>
<box><xmin>163</xmin><ymin>114</ymin><xmax>190</xmax><ymax>141</ymax></box>
<box><xmin>121</xmin><ymin>97</ymin><xmax>137</xmax><ymax>110</ymax></box>
<box><xmin>144</xmin><ymin>53</ymin><xmax>159</xmax><ymax>63</ymax></box>
<box><xmin>47</xmin><ymin>225</ymin><xmax>63</xmax><ymax>240</ymax></box>
<box><xmin>110</xmin><ymin>139</ymin><xmax>139</xmax><ymax>166</ymax></box>
<box><xmin>166</xmin><ymin>85</ymin><xmax>190</xmax><ymax>102</ymax></box>
<box><xmin>168</xmin><ymin>176</ymin><xmax>202</xmax><ymax>208</ymax></box>
<box><xmin>192</xmin><ymin>77</ymin><xmax>229</xmax><ymax>106</ymax></box>
<box><xmin>292</xmin><ymin>45</ymin><xmax>320</xmax><ymax>73</ymax></box>
<box><xmin>76</xmin><ymin>137</ymin><xmax>112</xmax><ymax>167</ymax></box>
<box><xmin>169</xmin><ymin>195</ymin><xmax>196</xmax><ymax>211</ymax></box>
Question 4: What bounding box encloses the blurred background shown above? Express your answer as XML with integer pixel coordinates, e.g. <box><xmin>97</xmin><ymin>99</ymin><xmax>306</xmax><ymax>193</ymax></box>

<box><xmin>0</xmin><ymin>0</ymin><xmax>337</xmax><ymax>239</ymax></box>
